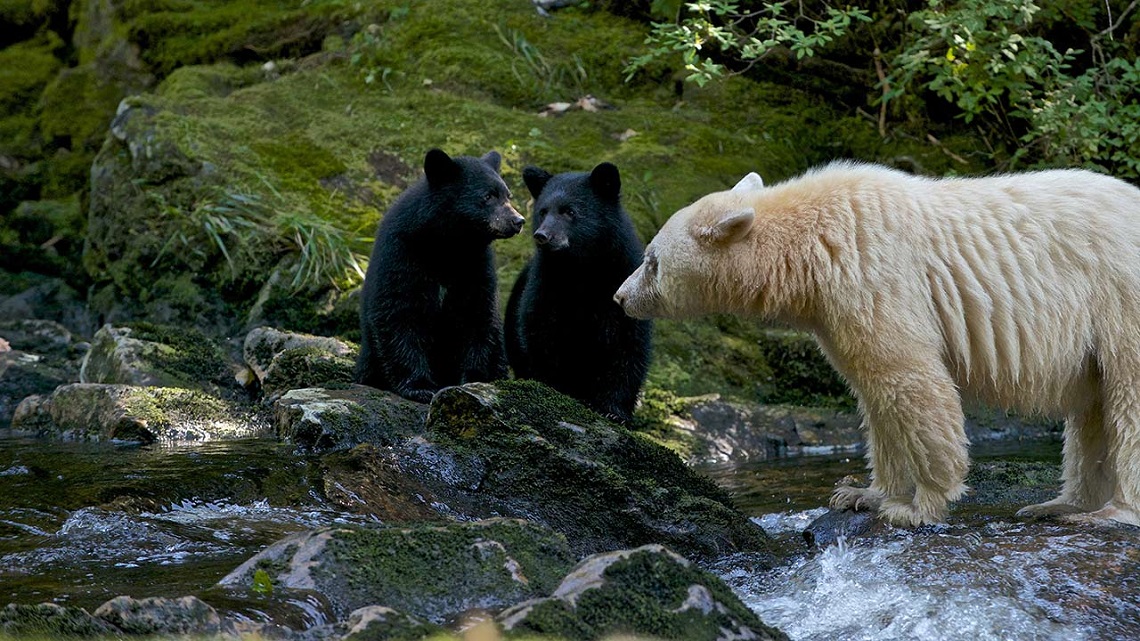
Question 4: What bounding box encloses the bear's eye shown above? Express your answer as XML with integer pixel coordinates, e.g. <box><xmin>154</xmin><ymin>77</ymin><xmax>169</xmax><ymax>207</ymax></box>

<box><xmin>562</xmin><ymin>207</ymin><xmax>576</xmax><ymax>218</ymax></box>
<box><xmin>484</xmin><ymin>191</ymin><xmax>497</xmax><ymax>203</ymax></box>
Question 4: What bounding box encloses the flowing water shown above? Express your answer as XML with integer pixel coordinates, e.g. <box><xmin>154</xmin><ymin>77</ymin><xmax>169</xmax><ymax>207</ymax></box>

<box><xmin>703</xmin><ymin>444</ymin><xmax>1140</xmax><ymax>641</ymax></box>
<box><xmin>0</xmin><ymin>434</ymin><xmax>373</xmax><ymax>617</ymax></box>
<box><xmin>1</xmin><ymin>431</ymin><xmax>1137</xmax><ymax>639</ymax></box>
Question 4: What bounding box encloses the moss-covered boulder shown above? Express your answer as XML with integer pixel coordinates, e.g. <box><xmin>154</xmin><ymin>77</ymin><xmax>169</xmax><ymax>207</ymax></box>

<box><xmin>360</xmin><ymin>380</ymin><xmax>777</xmax><ymax>563</ymax></box>
<box><xmin>0</xmin><ymin>603</ymin><xmax>120</xmax><ymax>637</ymax></box>
<box><xmin>498</xmin><ymin>544</ymin><xmax>788</xmax><ymax>641</ymax></box>
<box><xmin>0</xmin><ymin>318</ymin><xmax>81</xmax><ymax>428</ymax></box>
<box><xmin>80</xmin><ymin>323</ymin><xmax>234</xmax><ymax>395</ymax></box>
<box><xmin>0</xmin><ymin>349</ymin><xmax>73</xmax><ymax>429</ymax></box>
<box><xmin>10</xmin><ymin>382</ymin><xmax>268</xmax><ymax>443</ymax></box>
<box><xmin>335</xmin><ymin>605</ymin><xmax>444</xmax><ymax>641</ymax></box>
<box><xmin>0</xmin><ymin>319</ymin><xmax>75</xmax><ymax>356</ymax></box>
<box><xmin>274</xmin><ymin>385</ymin><xmax>425</xmax><ymax>452</ymax></box>
<box><xmin>218</xmin><ymin>519</ymin><xmax>576</xmax><ymax>624</ymax></box>
<box><xmin>92</xmin><ymin>595</ymin><xmax>221</xmax><ymax>637</ymax></box>
<box><xmin>243</xmin><ymin>326</ymin><xmax>358</xmax><ymax>402</ymax></box>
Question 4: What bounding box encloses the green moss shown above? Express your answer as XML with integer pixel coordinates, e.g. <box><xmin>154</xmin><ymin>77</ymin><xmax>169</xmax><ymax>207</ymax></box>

<box><xmin>755</xmin><ymin>329</ymin><xmax>854</xmax><ymax>409</ymax></box>
<box><xmin>630</xmin><ymin>386</ymin><xmax>701</xmax><ymax>455</ymax></box>
<box><xmin>0</xmin><ymin>603</ymin><xmax>117</xmax><ymax>637</ymax></box>
<box><xmin>312</xmin><ymin>520</ymin><xmax>575</xmax><ymax>621</ymax></box>
<box><xmin>0</xmin><ymin>32</ymin><xmax>63</xmax><ymax>120</ymax></box>
<box><xmin>123</xmin><ymin>321</ymin><xmax>230</xmax><ymax>386</ymax></box>
<box><xmin>39</xmin><ymin>65</ymin><xmax>126</xmax><ymax>153</ymax></box>
<box><xmin>0</xmin><ymin>194</ymin><xmax>84</xmax><ymax>279</ymax></box>
<box><xmin>505</xmin><ymin>547</ymin><xmax>786</xmax><ymax>641</ymax></box>
<box><xmin>425</xmin><ymin>382</ymin><xmax>773</xmax><ymax>561</ymax></box>
<box><xmin>124</xmin><ymin>0</ymin><xmax>365</xmax><ymax>76</ymax></box>
<box><xmin>265</xmin><ymin>346</ymin><xmax>355</xmax><ymax>394</ymax></box>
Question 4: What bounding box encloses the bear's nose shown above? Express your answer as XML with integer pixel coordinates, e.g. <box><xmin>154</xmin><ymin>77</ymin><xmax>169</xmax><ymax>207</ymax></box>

<box><xmin>534</xmin><ymin>230</ymin><xmax>550</xmax><ymax>246</ymax></box>
<box><xmin>613</xmin><ymin>291</ymin><xmax>625</xmax><ymax>306</ymax></box>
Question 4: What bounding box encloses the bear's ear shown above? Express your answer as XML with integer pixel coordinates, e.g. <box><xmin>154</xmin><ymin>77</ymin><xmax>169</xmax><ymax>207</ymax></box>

<box><xmin>589</xmin><ymin>162</ymin><xmax>621</xmax><ymax>200</ymax></box>
<box><xmin>731</xmin><ymin>172</ymin><xmax>765</xmax><ymax>192</ymax></box>
<box><xmin>481</xmin><ymin>150</ymin><xmax>503</xmax><ymax>174</ymax></box>
<box><xmin>523</xmin><ymin>166</ymin><xmax>553</xmax><ymax>198</ymax></box>
<box><xmin>424</xmin><ymin>148</ymin><xmax>461</xmax><ymax>186</ymax></box>
<box><xmin>702</xmin><ymin>208</ymin><xmax>755</xmax><ymax>244</ymax></box>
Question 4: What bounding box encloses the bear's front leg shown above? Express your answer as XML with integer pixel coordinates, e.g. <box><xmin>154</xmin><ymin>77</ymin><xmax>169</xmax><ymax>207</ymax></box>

<box><xmin>839</xmin><ymin>353</ymin><xmax>969</xmax><ymax>526</ymax></box>
<box><xmin>441</xmin><ymin>263</ymin><xmax>509</xmax><ymax>384</ymax></box>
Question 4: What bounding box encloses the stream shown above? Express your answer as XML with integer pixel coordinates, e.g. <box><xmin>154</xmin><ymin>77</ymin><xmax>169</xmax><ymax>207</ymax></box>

<box><xmin>1</xmin><ymin>432</ymin><xmax>1137</xmax><ymax>639</ymax></box>
<box><xmin>703</xmin><ymin>443</ymin><xmax>1140</xmax><ymax>641</ymax></box>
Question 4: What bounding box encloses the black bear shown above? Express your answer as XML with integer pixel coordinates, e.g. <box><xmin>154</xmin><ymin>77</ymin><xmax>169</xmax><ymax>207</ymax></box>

<box><xmin>356</xmin><ymin>148</ymin><xmax>524</xmax><ymax>403</ymax></box>
<box><xmin>505</xmin><ymin>162</ymin><xmax>653</xmax><ymax>423</ymax></box>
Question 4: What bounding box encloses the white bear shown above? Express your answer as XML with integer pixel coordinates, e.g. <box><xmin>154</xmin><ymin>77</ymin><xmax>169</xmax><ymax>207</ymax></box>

<box><xmin>615</xmin><ymin>162</ymin><xmax>1140</xmax><ymax>527</ymax></box>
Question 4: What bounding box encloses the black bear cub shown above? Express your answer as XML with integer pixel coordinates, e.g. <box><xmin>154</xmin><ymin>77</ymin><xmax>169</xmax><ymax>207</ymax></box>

<box><xmin>356</xmin><ymin>148</ymin><xmax>524</xmax><ymax>403</ymax></box>
<box><xmin>505</xmin><ymin>162</ymin><xmax>652</xmax><ymax>423</ymax></box>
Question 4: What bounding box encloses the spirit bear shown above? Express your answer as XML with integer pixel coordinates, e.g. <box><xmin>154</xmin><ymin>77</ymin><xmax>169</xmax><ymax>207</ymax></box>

<box><xmin>505</xmin><ymin>162</ymin><xmax>652</xmax><ymax>423</ymax></box>
<box><xmin>356</xmin><ymin>148</ymin><xmax>524</xmax><ymax>403</ymax></box>
<box><xmin>614</xmin><ymin>163</ymin><xmax>1140</xmax><ymax>527</ymax></box>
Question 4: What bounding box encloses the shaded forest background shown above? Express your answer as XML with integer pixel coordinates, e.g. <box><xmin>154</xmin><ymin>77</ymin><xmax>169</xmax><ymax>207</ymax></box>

<box><xmin>1</xmin><ymin>0</ymin><xmax>1137</xmax><ymax>410</ymax></box>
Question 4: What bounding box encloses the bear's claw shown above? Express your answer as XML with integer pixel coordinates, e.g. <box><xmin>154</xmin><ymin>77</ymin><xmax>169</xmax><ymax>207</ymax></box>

<box><xmin>829</xmin><ymin>485</ymin><xmax>885</xmax><ymax>512</ymax></box>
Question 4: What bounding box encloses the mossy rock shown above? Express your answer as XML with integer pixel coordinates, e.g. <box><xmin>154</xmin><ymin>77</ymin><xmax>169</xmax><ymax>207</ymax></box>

<box><xmin>958</xmin><ymin>461</ymin><xmax>1063</xmax><ymax>509</ymax></box>
<box><xmin>0</xmin><ymin>32</ymin><xmax>63</xmax><ymax>147</ymax></box>
<box><xmin>218</xmin><ymin>519</ymin><xmax>576</xmax><ymax>624</ymax></box>
<box><xmin>92</xmin><ymin>595</ymin><xmax>220</xmax><ymax>636</ymax></box>
<box><xmin>0</xmin><ymin>603</ymin><xmax>121</xmax><ymax>637</ymax></box>
<box><xmin>80</xmin><ymin>322</ymin><xmax>233</xmax><ymax>395</ymax></box>
<box><xmin>0</xmin><ymin>349</ymin><xmax>74</xmax><ymax>429</ymax></box>
<box><xmin>337</xmin><ymin>605</ymin><xmax>444</xmax><ymax>641</ymax></box>
<box><xmin>0</xmin><ymin>196</ymin><xmax>86</xmax><ymax>280</ymax></box>
<box><xmin>416</xmin><ymin>380</ymin><xmax>777</xmax><ymax>562</ymax></box>
<box><xmin>274</xmin><ymin>385</ymin><xmax>426</xmax><ymax>452</ymax></box>
<box><xmin>499</xmin><ymin>545</ymin><xmax>788</xmax><ymax>641</ymax></box>
<box><xmin>10</xmin><ymin>382</ymin><xmax>267</xmax><ymax>443</ymax></box>
<box><xmin>754</xmin><ymin>329</ymin><xmax>854</xmax><ymax>408</ymax></box>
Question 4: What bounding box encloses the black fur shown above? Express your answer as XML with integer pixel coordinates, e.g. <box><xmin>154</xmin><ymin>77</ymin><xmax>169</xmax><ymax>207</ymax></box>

<box><xmin>356</xmin><ymin>149</ymin><xmax>524</xmax><ymax>403</ymax></box>
<box><xmin>505</xmin><ymin>162</ymin><xmax>653</xmax><ymax>423</ymax></box>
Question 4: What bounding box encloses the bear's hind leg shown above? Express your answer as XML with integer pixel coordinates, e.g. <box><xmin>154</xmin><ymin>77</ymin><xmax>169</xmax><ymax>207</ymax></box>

<box><xmin>1018</xmin><ymin>393</ymin><xmax>1114</xmax><ymax>520</ymax></box>
<box><xmin>1069</xmin><ymin>356</ymin><xmax>1140</xmax><ymax>526</ymax></box>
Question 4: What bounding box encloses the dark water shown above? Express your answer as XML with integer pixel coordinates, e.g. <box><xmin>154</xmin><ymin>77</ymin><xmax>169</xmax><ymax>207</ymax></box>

<box><xmin>2</xmin><ymin>433</ymin><xmax>1138</xmax><ymax>640</ymax></box>
<box><xmin>702</xmin><ymin>442</ymin><xmax>1140</xmax><ymax>641</ymax></box>
<box><xmin>0</xmin><ymin>434</ymin><xmax>373</xmax><ymax>613</ymax></box>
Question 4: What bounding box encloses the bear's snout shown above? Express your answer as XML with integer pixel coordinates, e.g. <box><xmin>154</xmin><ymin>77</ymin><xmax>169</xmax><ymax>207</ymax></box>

<box><xmin>491</xmin><ymin>205</ymin><xmax>525</xmax><ymax>238</ymax></box>
<box><xmin>614</xmin><ymin>272</ymin><xmax>654</xmax><ymax>319</ymax></box>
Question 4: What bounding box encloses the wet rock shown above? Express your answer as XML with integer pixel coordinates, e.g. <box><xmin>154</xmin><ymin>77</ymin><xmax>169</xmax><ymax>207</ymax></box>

<box><xmin>392</xmin><ymin>381</ymin><xmax>777</xmax><ymax>562</ymax></box>
<box><xmin>274</xmin><ymin>385</ymin><xmax>425</xmax><ymax>452</ymax></box>
<box><xmin>218</xmin><ymin>519</ymin><xmax>576</xmax><ymax>624</ymax></box>
<box><xmin>0</xmin><ymin>274</ymin><xmax>94</xmax><ymax>336</ymax></box>
<box><xmin>107</xmin><ymin>98</ymin><xmax>198</xmax><ymax>183</ymax></box>
<box><xmin>0</xmin><ymin>350</ymin><xmax>72</xmax><ymax>429</ymax></box>
<box><xmin>0</xmin><ymin>319</ymin><xmax>74</xmax><ymax>357</ymax></box>
<box><xmin>10</xmin><ymin>383</ymin><xmax>268</xmax><ymax>443</ymax></box>
<box><xmin>243</xmin><ymin>327</ymin><xmax>357</xmax><ymax>402</ymax></box>
<box><xmin>93</xmin><ymin>595</ymin><xmax>221</xmax><ymax>636</ymax></box>
<box><xmin>0</xmin><ymin>603</ymin><xmax>121</xmax><ymax>637</ymax></box>
<box><xmin>684</xmin><ymin>397</ymin><xmax>863</xmax><ymax>464</ymax></box>
<box><xmin>336</xmin><ymin>605</ymin><xmax>444</xmax><ymax>640</ymax></box>
<box><xmin>80</xmin><ymin>323</ymin><xmax>233</xmax><ymax>395</ymax></box>
<box><xmin>320</xmin><ymin>444</ymin><xmax>461</xmax><ymax>522</ymax></box>
<box><xmin>803</xmin><ymin>509</ymin><xmax>883</xmax><ymax>548</ymax></box>
<box><xmin>498</xmin><ymin>544</ymin><xmax>788</xmax><ymax>640</ymax></box>
<box><xmin>959</xmin><ymin>460</ymin><xmax>1062</xmax><ymax>509</ymax></box>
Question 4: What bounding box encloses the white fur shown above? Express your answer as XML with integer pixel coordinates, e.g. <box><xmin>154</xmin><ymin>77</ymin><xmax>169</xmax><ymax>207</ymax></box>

<box><xmin>616</xmin><ymin>162</ymin><xmax>1140</xmax><ymax>526</ymax></box>
<box><xmin>732</xmin><ymin>172</ymin><xmax>765</xmax><ymax>192</ymax></box>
